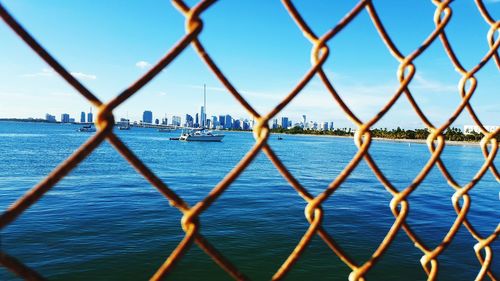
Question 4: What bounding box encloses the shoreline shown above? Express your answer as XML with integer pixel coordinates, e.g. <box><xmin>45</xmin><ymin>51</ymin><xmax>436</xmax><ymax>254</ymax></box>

<box><xmin>269</xmin><ymin>132</ymin><xmax>486</xmax><ymax>147</ymax></box>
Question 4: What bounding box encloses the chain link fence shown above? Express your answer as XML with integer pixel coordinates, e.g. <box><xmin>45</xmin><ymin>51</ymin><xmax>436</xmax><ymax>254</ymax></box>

<box><xmin>0</xmin><ymin>0</ymin><xmax>499</xmax><ymax>280</ymax></box>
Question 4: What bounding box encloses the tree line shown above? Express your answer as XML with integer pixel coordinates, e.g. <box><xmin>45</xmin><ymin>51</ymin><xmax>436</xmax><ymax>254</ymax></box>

<box><xmin>268</xmin><ymin>126</ymin><xmax>498</xmax><ymax>142</ymax></box>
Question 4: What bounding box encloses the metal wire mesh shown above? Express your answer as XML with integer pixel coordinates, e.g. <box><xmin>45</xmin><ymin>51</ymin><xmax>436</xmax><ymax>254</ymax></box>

<box><xmin>0</xmin><ymin>0</ymin><xmax>499</xmax><ymax>280</ymax></box>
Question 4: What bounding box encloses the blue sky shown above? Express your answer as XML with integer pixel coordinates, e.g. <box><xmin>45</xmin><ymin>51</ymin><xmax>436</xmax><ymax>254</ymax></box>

<box><xmin>0</xmin><ymin>0</ymin><xmax>498</xmax><ymax>128</ymax></box>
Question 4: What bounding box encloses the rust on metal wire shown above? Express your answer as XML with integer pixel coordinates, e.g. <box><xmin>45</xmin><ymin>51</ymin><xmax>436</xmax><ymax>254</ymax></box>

<box><xmin>0</xmin><ymin>0</ymin><xmax>499</xmax><ymax>280</ymax></box>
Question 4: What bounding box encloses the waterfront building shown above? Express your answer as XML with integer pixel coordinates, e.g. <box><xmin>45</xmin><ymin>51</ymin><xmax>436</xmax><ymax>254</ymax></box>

<box><xmin>185</xmin><ymin>114</ymin><xmax>194</xmax><ymax>127</ymax></box>
<box><xmin>225</xmin><ymin>115</ymin><xmax>232</xmax><ymax>129</ymax></box>
<box><xmin>142</xmin><ymin>110</ymin><xmax>153</xmax><ymax>124</ymax></box>
<box><xmin>219</xmin><ymin>115</ymin><xmax>225</xmax><ymax>128</ymax></box>
<box><xmin>302</xmin><ymin>115</ymin><xmax>306</xmax><ymax>125</ymax></box>
<box><xmin>272</xmin><ymin>118</ymin><xmax>278</xmax><ymax>129</ymax></box>
<box><xmin>162</xmin><ymin>117</ymin><xmax>168</xmax><ymax>125</ymax></box>
<box><xmin>233</xmin><ymin>119</ymin><xmax>241</xmax><ymax>130</ymax></box>
<box><xmin>172</xmin><ymin>116</ymin><xmax>181</xmax><ymax>126</ymax></box>
<box><xmin>242</xmin><ymin>120</ymin><xmax>250</xmax><ymax>130</ymax></box>
<box><xmin>288</xmin><ymin>120</ymin><xmax>292</xmax><ymax>128</ymax></box>
<box><xmin>61</xmin><ymin>113</ymin><xmax>70</xmax><ymax>123</ymax></box>
<box><xmin>87</xmin><ymin>111</ymin><xmax>93</xmax><ymax>123</ymax></box>
<box><xmin>69</xmin><ymin>118</ymin><xmax>75</xmax><ymax>123</ymax></box>
<box><xmin>330</xmin><ymin>122</ymin><xmax>334</xmax><ymax>130</ymax></box>
<box><xmin>206</xmin><ymin>119</ymin><xmax>211</xmax><ymax>128</ymax></box>
<box><xmin>281</xmin><ymin>117</ymin><xmax>289</xmax><ymax>129</ymax></box>
<box><xmin>463</xmin><ymin>125</ymin><xmax>499</xmax><ymax>134</ymax></box>
<box><xmin>211</xmin><ymin>116</ymin><xmax>218</xmax><ymax>128</ymax></box>
<box><xmin>80</xmin><ymin>112</ymin><xmax>85</xmax><ymax>123</ymax></box>
<box><xmin>155</xmin><ymin>119</ymin><xmax>160</xmax><ymax>125</ymax></box>
<box><xmin>322</xmin><ymin>122</ymin><xmax>329</xmax><ymax>131</ymax></box>
<box><xmin>195</xmin><ymin>113</ymin><xmax>199</xmax><ymax>128</ymax></box>
<box><xmin>200</xmin><ymin>106</ymin><xmax>206</xmax><ymax>128</ymax></box>
<box><xmin>45</xmin><ymin>114</ymin><xmax>56</xmax><ymax>122</ymax></box>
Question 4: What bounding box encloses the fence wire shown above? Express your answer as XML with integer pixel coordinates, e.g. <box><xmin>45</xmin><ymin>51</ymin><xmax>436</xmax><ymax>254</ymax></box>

<box><xmin>0</xmin><ymin>0</ymin><xmax>499</xmax><ymax>280</ymax></box>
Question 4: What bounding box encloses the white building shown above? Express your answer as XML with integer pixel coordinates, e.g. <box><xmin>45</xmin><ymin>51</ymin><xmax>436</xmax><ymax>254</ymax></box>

<box><xmin>463</xmin><ymin>125</ymin><xmax>499</xmax><ymax>135</ymax></box>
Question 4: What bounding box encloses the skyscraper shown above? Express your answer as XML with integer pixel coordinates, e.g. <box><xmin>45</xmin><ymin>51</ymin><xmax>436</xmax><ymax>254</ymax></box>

<box><xmin>143</xmin><ymin>110</ymin><xmax>153</xmax><ymax>124</ymax></box>
<box><xmin>272</xmin><ymin>118</ymin><xmax>278</xmax><ymax>129</ymax></box>
<box><xmin>225</xmin><ymin>115</ymin><xmax>232</xmax><ymax>129</ymax></box>
<box><xmin>211</xmin><ymin>116</ymin><xmax>218</xmax><ymax>129</ymax></box>
<box><xmin>45</xmin><ymin>114</ymin><xmax>56</xmax><ymax>122</ymax></box>
<box><xmin>195</xmin><ymin>113</ymin><xmax>199</xmax><ymax>128</ymax></box>
<box><xmin>80</xmin><ymin>112</ymin><xmax>85</xmax><ymax>123</ymax></box>
<box><xmin>172</xmin><ymin>116</ymin><xmax>181</xmax><ymax>126</ymax></box>
<box><xmin>302</xmin><ymin>115</ymin><xmax>306</xmax><ymax>125</ymax></box>
<box><xmin>200</xmin><ymin>106</ymin><xmax>206</xmax><ymax>128</ymax></box>
<box><xmin>281</xmin><ymin>117</ymin><xmax>289</xmax><ymax>129</ymax></box>
<box><xmin>219</xmin><ymin>115</ymin><xmax>225</xmax><ymax>128</ymax></box>
<box><xmin>61</xmin><ymin>113</ymin><xmax>70</xmax><ymax>123</ymax></box>
<box><xmin>87</xmin><ymin>109</ymin><xmax>93</xmax><ymax>123</ymax></box>
<box><xmin>185</xmin><ymin>114</ymin><xmax>194</xmax><ymax>127</ymax></box>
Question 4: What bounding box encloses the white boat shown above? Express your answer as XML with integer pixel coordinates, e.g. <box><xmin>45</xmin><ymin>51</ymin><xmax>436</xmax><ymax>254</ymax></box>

<box><xmin>76</xmin><ymin>125</ymin><xmax>96</xmax><ymax>132</ymax></box>
<box><xmin>178</xmin><ymin>84</ymin><xmax>224</xmax><ymax>142</ymax></box>
<box><xmin>179</xmin><ymin>128</ymin><xmax>224</xmax><ymax>142</ymax></box>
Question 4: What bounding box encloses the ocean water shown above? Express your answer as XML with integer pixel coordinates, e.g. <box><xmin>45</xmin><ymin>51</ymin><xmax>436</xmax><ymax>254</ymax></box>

<box><xmin>0</xmin><ymin>121</ymin><xmax>498</xmax><ymax>281</ymax></box>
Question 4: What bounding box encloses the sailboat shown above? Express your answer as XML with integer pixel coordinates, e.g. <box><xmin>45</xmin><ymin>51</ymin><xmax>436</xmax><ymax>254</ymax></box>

<box><xmin>179</xmin><ymin>84</ymin><xmax>225</xmax><ymax>142</ymax></box>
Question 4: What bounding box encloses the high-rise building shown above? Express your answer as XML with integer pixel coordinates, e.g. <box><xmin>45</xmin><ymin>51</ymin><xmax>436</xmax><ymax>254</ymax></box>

<box><xmin>45</xmin><ymin>114</ymin><xmax>56</xmax><ymax>122</ymax></box>
<box><xmin>233</xmin><ymin>119</ymin><xmax>241</xmax><ymax>130</ymax></box>
<box><xmin>195</xmin><ymin>113</ymin><xmax>199</xmax><ymax>128</ymax></box>
<box><xmin>329</xmin><ymin>122</ymin><xmax>334</xmax><ymax>130</ymax></box>
<box><xmin>302</xmin><ymin>115</ymin><xmax>306</xmax><ymax>125</ymax></box>
<box><xmin>211</xmin><ymin>116</ymin><xmax>218</xmax><ymax>129</ymax></box>
<box><xmin>61</xmin><ymin>113</ymin><xmax>70</xmax><ymax>123</ymax></box>
<box><xmin>80</xmin><ymin>112</ymin><xmax>86</xmax><ymax>123</ymax></box>
<box><xmin>143</xmin><ymin>110</ymin><xmax>153</xmax><ymax>124</ymax></box>
<box><xmin>225</xmin><ymin>115</ymin><xmax>232</xmax><ymax>129</ymax></box>
<box><xmin>322</xmin><ymin>122</ymin><xmax>329</xmax><ymax>131</ymax></box>
<box><xmin>185</xmin><ymin>114</ymin><xmax>194</xmax><ymax>127</ymax></box>
<box><xmin>87</xmin><ymin>112</ymin><xmax>93</xmax><ymax>123</ymax></box>
<box><xmin>272</xmin><ymin>118</ymin><xmax>278</xmax><ymax>129</ymax></box>
<box><xmin>288</xmin><ymin>120</ymin><xmax>292</xmax><ymax>128</ymax></box>
<box><xmin>281</xmin><ymin>117</ymin><xmax>289</xmax><ymax>129</ymax></box>
<box><xmin>200</xmin><ymin>106</ymin><xmax>206</xmax><ymax>128</ymax></box>
<box><xmin>87</xmin><ymin>107</ymin><xmax>93</xmax><ymax>123</ymax></box>
<box><xmin>155</xmin><ymin>119</ymin><xmax>160</xmax><ymax>125</ymax></box>
<box><xmin>219</xmin><ymin>115</ymin><xmax>225</xmax><ymax>128</ymax></box>
<box><xmin>172</xmin><ymin>116</ymin><xmax>181</xmax><ymax>126</ymax></box>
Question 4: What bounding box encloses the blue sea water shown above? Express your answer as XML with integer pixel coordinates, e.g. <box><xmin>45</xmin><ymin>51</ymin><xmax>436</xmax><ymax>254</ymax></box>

<box><xmin>0</xmin><ymin>121</ymin><xmax>498</xmax><ymax>280</ymax></box>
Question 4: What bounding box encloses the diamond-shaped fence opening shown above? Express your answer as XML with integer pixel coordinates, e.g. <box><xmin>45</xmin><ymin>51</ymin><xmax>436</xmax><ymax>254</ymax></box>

<box><xmin>0</xmin><ymin>0</ymin><xmax>499</xmax><ymax>280</ymax></box>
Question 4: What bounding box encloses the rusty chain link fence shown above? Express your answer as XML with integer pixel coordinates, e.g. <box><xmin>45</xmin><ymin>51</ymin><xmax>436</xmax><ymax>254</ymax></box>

<box><xmin>0</xmin><ymin>0</ymin><xmax>499</xmax><ymax>280</ymax></box>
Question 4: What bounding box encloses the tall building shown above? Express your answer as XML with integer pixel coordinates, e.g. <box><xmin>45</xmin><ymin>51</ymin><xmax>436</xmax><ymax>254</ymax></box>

<box><xmin>322</xmin><ymin>122</ymin><xmax>329</xmax><ymax>131</ymax></box>
<box><xmin>288</xmin><ymin>120</ymin><xmax>292</xmax><ymax>128</ymax></box>
<box><xmin>45</xmin><ymin>114</ymin><xmax>56</xmax><ymax>122</ymax></box>
<box><xmin>233</xmin><ymin>119</ymin><xmax>241</xmax><ymax>130</ymax></box>
<box><xmin>172</xmin><ymin>116</ymin><xmax>181</xmax><ymax>126</ymax></box>
<box><xmin>61</xmin><ymin>113</ymin><xmax>70</xmax><ymax>123</ymax></box>
<box><xmin>329</xmin><ymin>122</ymin><xmax>334</xmax><ymax>130</ymax></box>
<box><xmin>87</xmin><ymin>111</ymin><xmax>93</xmax><ymax>123</ymax></box>
<box><xmin>302</xmin><ymin>115</ymin><xmax>306</xmax><ymax>125</ymax></box>
<box><xmin>272</xmin><ymin>118</ymin><xmax>278</xmax><ymax>129</ymax></box>
<box><xmin>80</xmin><ymin>112</ymin><xmax>86</xmax><ymax>123</ymax></box>
<box><xmin>195</xmin><ymin>113</ymin><xmax>199</xmax><ymax>128</ymax></box>
<box><xmin>211</xmin><ymin>116</ymin><xmax>218</xmax><ymax>129</ymax></box>
<box><xmin>200</xmin><ymin>106</ymin><xmax>206</xmax><ymax>128</ymax></box>
<box><xmin>185</xmin><ymin>114</ymin><xmax>194</xmax><ymax>127</ymax></box>
<box><xmin>219</xmin><ymin>115</ymin><xmax>225</xmax><ymax>128</ymax></box>
<box><xmin>281</xmin><ymin>117</ymin><xmax>289</xmax><ymax>129</ymax></box>
<box><xmin>143</xmin><ymin>110</ymin><xmax>153</xmax><ymax>124</ymax></box>
<box><xmin>224</xmin><ymin>115</ymin><xmax>232</xmax><ymax>129</ymax></box>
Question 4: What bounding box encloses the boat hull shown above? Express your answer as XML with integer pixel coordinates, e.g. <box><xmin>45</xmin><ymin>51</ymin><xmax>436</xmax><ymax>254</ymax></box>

<box><xmin>180</xmin><ymin>135</ymin><xmax>224</xmax><ymax>142</ymax></box>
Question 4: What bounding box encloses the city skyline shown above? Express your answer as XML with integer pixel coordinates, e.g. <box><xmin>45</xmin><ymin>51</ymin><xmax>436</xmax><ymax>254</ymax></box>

<box><xmin>1</xmin><ymin>1</ymin><xmax>499</xmax><ymax>129</ymax></box>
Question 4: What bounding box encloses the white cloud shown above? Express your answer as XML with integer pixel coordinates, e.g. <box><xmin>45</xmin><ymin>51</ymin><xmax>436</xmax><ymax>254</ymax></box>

<box><xmin>136</xmin><ymin>60</ymin><xmax>152</xmax><ymax>69</ymax></box>
<box><xmin>158</xmin><ymin>91</ymin><xmax>167</xmax><ymax>96</ymax></box>
<box><xmin>21</xmin><ymin>68</ymin><xmax>54</xmax><ymax>77</ymax></box>
<box><xmin>412</xmin><ymin>74</ymin><xmax>456</xmax><ymax>93</ymax></box>
<box><xmin>22</xmin><ymin>68</ymin><xmax>96</xmax><ymax>80</ymax></box>
<box><xmin>70</xmin><ymin>72</ymin><xmax>97</xmax><ymax>80</ymax></box>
